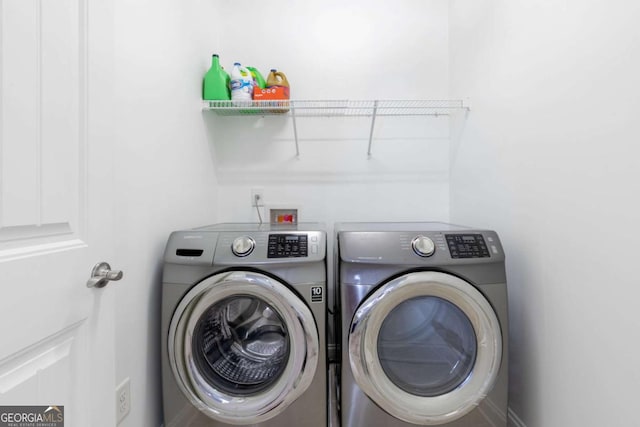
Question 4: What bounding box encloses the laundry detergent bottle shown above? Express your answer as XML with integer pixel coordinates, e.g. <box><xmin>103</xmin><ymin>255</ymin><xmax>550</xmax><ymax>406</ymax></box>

<box><xmin>246</xmin><ymin>66</ymin><xmax>267</xmax><ymax>89</ymax></box>
<box><xmin>266</xmin><ymin>69</ymin><xmax>290</xmax><ymax>88</ymax></box>
<box><xmin>202</xmin><ymin>54</ymin><xmax>230</xmax><ymax>100</ymax></box>
<box><xmin>230</xmin><ymin>62</ymin><xmax>254</xmax><ymax>105</ymax></box>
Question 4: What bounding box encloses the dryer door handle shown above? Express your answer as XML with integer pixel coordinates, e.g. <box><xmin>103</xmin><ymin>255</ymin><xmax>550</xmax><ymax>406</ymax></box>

<box><xmin>86</xmin><ymin>262</ymin><xmax>123</xmax><ymax>288</ymax></box>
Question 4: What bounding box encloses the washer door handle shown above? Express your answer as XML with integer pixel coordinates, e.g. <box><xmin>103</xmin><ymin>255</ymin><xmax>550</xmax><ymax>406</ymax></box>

<box><xmin>87</xmin><ymin>262</ymin><xmax>123</xmax><ymax>288</ymax></box>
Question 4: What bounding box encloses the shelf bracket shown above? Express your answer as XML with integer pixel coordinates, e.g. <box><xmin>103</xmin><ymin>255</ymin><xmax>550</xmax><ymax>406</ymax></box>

<box><xmin>366</xmin><ymin>100</ymin><xmax>379</xmax><ymax>158</ymax></box>
<box><xmin>291</xmin><ymin>102</ymin><xmax>300</xmax><ymax>158</ymax></box>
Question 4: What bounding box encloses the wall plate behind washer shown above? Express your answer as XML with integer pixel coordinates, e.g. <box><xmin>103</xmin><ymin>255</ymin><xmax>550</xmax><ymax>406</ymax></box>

<box><xmin>268</xmin><ymin>208</ymin><xmax>298</xmax><ymax>224</ymax></box>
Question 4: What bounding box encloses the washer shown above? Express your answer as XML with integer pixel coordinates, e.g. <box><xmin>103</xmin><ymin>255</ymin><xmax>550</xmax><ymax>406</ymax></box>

<box><xmin>161</xmin><ymin>223</ymin><xmax>327</xmax><ymax>427</ymax></box>
<box><xmin>336</xmin><ymin>222</ymin><xmax>508</xmax><ymax>427</ymax></box>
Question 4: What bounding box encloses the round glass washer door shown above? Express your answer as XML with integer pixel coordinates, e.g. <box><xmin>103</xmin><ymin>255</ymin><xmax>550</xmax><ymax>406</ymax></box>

<box><xmin>349</xmin><ymin>271</ymin><xmax>502</xmax><ymax>425</ymax></box>
<box><xmin>168</xmin><ymin>270</ymin><xmax>319</xmax><ymax>425</ymax></box>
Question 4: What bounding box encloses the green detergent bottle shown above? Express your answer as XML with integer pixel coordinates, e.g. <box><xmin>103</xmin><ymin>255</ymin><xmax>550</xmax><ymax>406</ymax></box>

<box><xmin>203</xmin><ymin>54</ymin><xmax>230</xmax><ymax>100</ymax></box>
<box><xmin>246</xmin><ymin>66</ymin><xmax>267</xmax><ymax>89</ymax></box>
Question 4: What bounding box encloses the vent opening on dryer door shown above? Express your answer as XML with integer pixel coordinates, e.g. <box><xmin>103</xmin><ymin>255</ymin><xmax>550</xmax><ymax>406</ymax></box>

<box><xmin>176</xmin><ymin>249</ymin><xmax>204</xmax><ymax>257</ymax></box>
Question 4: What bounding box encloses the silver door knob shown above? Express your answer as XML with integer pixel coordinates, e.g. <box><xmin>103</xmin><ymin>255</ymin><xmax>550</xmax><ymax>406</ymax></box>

<box><xmin>87</xmin><ymin>262</ymin><xmax>123</xmax><ymax>288</ymax></box>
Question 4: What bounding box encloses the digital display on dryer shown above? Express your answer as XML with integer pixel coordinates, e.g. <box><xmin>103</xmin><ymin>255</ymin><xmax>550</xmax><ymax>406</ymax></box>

<box><xmin>446</xmin><ymin>234</ymin><xmax>490</xmax><ymax>258</ymax></box>
<box><xmin>268</xmin><ymin>234</ymin><xmax>308</xmax><ymax>258</ymax></box>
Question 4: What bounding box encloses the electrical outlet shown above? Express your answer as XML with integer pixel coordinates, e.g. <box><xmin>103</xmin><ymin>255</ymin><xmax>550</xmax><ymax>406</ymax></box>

<box><xmin>251</xmin><ymin>188</ymin><xmax>264</xmax><ymax>207</ymax></box>
<box><xmin>116</xmin><ymin>378</ymin><xmax>131</xmax><ymax>424</ymax></box>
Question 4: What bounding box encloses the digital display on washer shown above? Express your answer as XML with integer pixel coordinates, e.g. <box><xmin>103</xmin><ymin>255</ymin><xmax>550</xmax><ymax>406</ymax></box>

<box><xmin>268</xmin><ymin>234</ymin><xmax>308</xmax><ymax>258</ymax></box>
<box><xmin>445</xmin><ymin>234</ymin><xmax>490</xmax><ymax>259</ymax></box>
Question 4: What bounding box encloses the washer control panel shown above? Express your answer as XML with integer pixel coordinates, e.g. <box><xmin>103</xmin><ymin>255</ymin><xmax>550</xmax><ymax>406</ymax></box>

<box><xmin>268</xmin><ymin>233</ymin><xmax>308</xmax><ymax>258</ymax></box>
<box><xmin>445</xmin><ymin>234</ymin><xmax>490</xmax><ymax>258</ymax></box>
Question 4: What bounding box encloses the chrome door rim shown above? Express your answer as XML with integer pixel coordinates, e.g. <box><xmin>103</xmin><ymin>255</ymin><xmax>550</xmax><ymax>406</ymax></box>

<box><xmin>168</xmin><ymin>270</ymin><xmax>319</xmax><ymax>425</ymax></box>
<box><xmin>349</xmin><ymin>271</ymin><xmax>502</xmax><ymax>425</ymax></box>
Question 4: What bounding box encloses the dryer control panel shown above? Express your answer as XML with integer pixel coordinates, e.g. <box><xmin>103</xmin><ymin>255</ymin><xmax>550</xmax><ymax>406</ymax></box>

<box><xmin>338</xmin><ymin>227</ymin><xmax>503</xmax><ymax>266</ymax></box>
<box><xmin>446</xmin><ymin>234</ymin><xmax>490</xmax><ymax>258</ymax></box>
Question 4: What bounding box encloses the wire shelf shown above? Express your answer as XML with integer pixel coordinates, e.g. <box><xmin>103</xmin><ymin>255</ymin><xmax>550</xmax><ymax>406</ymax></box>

<box><xmin>202</xmin><ymin>99</ymin><xmax>470</xmax><ymax>157</ymax></box>
<box><xmin>203</xmin><ymin>99</ymin><xmax>468</xmax><ymax>117</ymax></box>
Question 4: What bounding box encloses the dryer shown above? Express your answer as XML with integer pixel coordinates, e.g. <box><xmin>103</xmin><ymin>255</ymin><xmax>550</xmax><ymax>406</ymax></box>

<box><xmin>336</xmin><ymin>222</ymin><xmax>508</xmax><ymax>427</ymax></box>
<box><xmin>161</xmin><ymin>223</ymin><xmax>327</xmax><ymax>427</ymax></box>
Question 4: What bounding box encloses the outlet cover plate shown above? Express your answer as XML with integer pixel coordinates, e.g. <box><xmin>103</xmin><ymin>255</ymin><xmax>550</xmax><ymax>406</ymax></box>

<box><xmin>116</xmin><ymin>378</ymin><xmax>131</xmax><ymax>424</ymax></box>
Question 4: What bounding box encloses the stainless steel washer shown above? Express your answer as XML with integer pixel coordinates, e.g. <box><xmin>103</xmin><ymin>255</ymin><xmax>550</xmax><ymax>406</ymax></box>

<box><xmin>161</xmin><ymin>223</ymin><xmax>327</xmax><ymax>427</ymax></box>
<box><xmin>336</xmin><ymin>222</ymin><xmax>508</xmax><ymax>427</ymax></box>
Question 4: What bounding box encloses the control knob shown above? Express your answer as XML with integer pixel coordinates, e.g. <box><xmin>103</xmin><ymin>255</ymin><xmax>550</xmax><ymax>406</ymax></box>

<box><xmin>232</xmin><ymin>236</ymin><xmax>256</xmax><ymax>257</ymax></box>
<box><xmin>411</xmin><ymin>235</ymin><xmax>435</xmax><ymax>257</ymax></box>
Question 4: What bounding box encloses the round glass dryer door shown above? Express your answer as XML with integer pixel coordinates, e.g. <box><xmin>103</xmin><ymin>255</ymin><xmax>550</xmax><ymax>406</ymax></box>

<box><xmin>168</xmin><ymin>271</ymin><xmax>319</xmax><ymax>425</ymax></box>
<box><xmin>349</xmin><ymin>271</ymin><xmax>502</xmax><ymax>426</ymax></box>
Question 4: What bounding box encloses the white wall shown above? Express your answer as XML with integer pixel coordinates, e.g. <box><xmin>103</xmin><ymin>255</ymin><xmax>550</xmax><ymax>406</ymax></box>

<box><xmin>113</xmin><ymin>1</ymin><xmax>220</xmax><ymax>426</ymax></box>
<box><xmin>209</xmin><ymin>0</ymin><xmax>452</xmax><ymax>227</ymax></box>
<box><xmin>449</xmin><ymin>2</ymin><xmax>640</xmax><ymax>426</ymax></box>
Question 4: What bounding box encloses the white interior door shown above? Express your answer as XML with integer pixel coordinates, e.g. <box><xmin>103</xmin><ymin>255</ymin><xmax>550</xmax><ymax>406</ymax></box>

<box><xmin>0</xmin><ymin>0</ymin><xmax>116</xmax><ymax>425</ymax></box>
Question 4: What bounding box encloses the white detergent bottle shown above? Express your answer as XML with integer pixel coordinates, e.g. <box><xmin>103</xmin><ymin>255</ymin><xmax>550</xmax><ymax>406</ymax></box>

<box><xmin>230</xmin><ymin>62</ymin><xmax>253</xmax><ymax>106</ymax></box>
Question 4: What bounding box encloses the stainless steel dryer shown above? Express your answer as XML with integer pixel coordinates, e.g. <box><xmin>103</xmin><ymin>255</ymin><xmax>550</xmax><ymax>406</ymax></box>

<box><xmin>161</xmin><ymin>223</ymin><xmax>327</xmax><ymax>427</ymax></box>
<box><xmin>336</xmin><ymin>222</ymin><xmax>508</xmax><ymax>427</ymax></box>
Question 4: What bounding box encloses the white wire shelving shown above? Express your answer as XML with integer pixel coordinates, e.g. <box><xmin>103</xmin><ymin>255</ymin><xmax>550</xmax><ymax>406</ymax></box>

<box><xmin>202</xmin><ymin>99</ymin><xmax>470</xmax><ymax>156</ymax></box>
